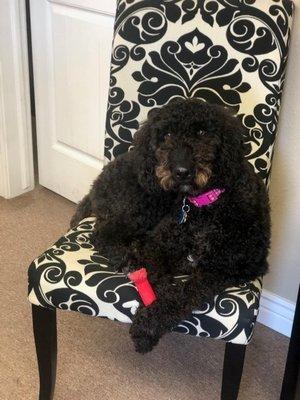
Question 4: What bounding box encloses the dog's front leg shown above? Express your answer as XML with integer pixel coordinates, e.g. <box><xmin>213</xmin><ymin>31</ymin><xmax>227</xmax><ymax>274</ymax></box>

<box><xmin>101</xmin><ymin>215</ymin><xmax>181</xmax><ymax>275</ymax></box>
<box><xmin>122</xmin><ymin>215</ymin><xmax>191</xmax><ymax>276</ymax></box>
<box><xmin>90</xmin><ymin>214</ymin><xmax>152</xmax><ymax>272</ymax></box>
<box><xmin>130</xmin><ymin>271</ymin><xmax>234</xmax><ymax>353</ymax></box>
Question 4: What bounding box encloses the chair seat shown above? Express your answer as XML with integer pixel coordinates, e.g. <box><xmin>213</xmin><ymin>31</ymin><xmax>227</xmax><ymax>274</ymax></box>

<box><xmin>28</xmin><ymin>217</ymin><xmax>262</xmax><ymax>345</ymax></box>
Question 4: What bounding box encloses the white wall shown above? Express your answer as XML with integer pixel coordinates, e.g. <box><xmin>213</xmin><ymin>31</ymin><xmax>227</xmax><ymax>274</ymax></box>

<box><xmin>264</xmin><ymin>2</ymin><xmax>300</xmax><ymax>305</ymax></box>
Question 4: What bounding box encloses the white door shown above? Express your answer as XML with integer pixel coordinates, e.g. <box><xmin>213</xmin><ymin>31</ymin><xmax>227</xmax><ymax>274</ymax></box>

<box><xmin>0</xmin><ymin>0</ymin><xmax>34</xmax><ymax>199</ymax></box>
<box><xmin>30</xmin><ymin>0</ymin><xmax>116</xmax><ymax>203</ymax></box>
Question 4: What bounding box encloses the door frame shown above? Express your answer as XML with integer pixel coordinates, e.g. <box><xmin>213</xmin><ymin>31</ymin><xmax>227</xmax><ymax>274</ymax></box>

<box><xmin>0</xmin><ymin>0</ymin><xmax>34</xmax><ymax>199</ymax></box>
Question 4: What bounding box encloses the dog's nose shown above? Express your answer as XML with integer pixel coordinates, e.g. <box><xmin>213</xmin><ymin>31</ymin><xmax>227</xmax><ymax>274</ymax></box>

<box><xmin>175</xmin><ymin>167</ymin><xmax>191</xmax><ymax>180</ymax></box>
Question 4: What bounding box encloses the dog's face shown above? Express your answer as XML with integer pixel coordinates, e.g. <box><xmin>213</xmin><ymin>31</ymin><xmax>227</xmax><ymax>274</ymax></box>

<box><xmin>154</xmin><ymin>126</ymin><xmax>219</xmax><ymax>195</ymax></box>
<box><xmin>134</xmin><ymin>98</ymin><xmax>245</xmax><ymax>194</ymax></box>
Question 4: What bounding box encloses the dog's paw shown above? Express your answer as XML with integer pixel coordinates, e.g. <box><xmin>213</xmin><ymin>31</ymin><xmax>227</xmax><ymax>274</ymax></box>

<box><xmin>110</xmin><ymin>254</ymin><xmax>128</xmax><ymax>273</ymax></box>
<box><xmin>111</xmin><ymin>248</ymin><xmax>145</xmax><ymax>274</ymax></box>
<box><xmin>129</xmin><ymin>305</ymin><xmax>161</xmax><ymax>353</ymax></box>
<box><xmin>112</xmin><ymin>253</ymin><xmax>138</xmax><ymax>274</ymax></box>
<box><xmin>130</xmin><ymin>323</ymin><xmax>159</xmax><ymax>354</ymax></box>
<box><xmin>132</xmin><ymin>333</ymin><xmax>159</xmax><ymax>354</ymax></box>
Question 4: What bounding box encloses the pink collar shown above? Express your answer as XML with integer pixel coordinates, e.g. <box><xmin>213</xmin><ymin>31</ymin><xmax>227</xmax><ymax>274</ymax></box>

<box><xmin>178</xmin><ymin>188</ymin><xmax>225</xmax><ymax>224</ymax></box>
<box><xmin>188</xmin><ymin>188</ymin><xmax>225</xmax><ymax>207</ymax></box>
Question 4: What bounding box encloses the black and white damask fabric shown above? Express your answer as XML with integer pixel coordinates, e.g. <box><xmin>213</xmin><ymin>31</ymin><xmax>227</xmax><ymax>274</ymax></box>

<box><xmin>28</xmin><ymin>1</ymin><xmax>293</xmax><ymax>345</ymax></box>
<box><xmin>105</xmin><ymin>0</ymin><xmax>294</xmax><ymax>183</ymax></box>
<box><xmin>28</xmin><ymin>218</ymin><xmax>262</xmax><ymax>345</ymax></box>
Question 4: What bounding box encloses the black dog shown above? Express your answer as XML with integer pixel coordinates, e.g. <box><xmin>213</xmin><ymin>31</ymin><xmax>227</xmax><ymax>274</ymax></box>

<box><xmin>71</xmin><ymin>98</ymin><xmax>270</xmax><ymax>353</ymax></box>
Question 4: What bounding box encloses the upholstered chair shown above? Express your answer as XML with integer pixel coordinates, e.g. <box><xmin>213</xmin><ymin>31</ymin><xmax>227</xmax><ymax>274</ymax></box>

<box><xmin>28</xmin><ymin>1</ymin><xmax>294</xmax><ymax>399</ymax></box>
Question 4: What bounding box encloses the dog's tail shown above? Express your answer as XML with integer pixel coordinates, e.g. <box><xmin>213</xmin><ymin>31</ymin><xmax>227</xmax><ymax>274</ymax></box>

<box><xmin>70</xmin><ymin>195</ymin><xmax>92</xmax><ymax>228</ymax></box>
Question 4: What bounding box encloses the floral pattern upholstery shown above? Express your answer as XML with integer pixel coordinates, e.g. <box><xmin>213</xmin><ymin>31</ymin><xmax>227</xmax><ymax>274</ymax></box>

<box><xmin>28</xmin><ymin>0</ymin><xmax>294</xmax><ymax>345</ymax></box>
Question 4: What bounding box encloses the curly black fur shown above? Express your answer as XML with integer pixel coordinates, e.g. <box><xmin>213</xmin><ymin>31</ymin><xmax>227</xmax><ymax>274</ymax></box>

<box><xmin>71</xmin><ymin>98</ymin><xmax>270</xmax><ymax>353</ymax></box>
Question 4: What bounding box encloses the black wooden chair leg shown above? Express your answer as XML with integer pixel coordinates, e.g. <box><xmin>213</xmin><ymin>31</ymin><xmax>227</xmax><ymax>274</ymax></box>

<box><xmin>32</xmin><ymin>305</ymin><xmax>57</xmax><ymax>400</ymax></box>
<box><xmin>221</xmin><ymin>343</ymin><xmax>246</xmax><ymax>400</ymax></box>
<box><xmin>280</xmin><ymin>285</ymin><xmax>300</xmax><ymax>400</ymax></box>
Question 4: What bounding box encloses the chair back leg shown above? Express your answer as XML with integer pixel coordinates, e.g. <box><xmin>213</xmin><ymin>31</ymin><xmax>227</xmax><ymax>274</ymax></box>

<box><xmin>280</xmin><ymin>285</ymin><xmax>300</xmax><ymax>400</ymax></box>
<box><xmin>221</xmin><ymin>343</ymin><xmax>246</xmax><ymax>400</ymax></box>
<box><xmin>32</xmin><ymin>305</ymin><xmax>57</xmax><ymax>400</ymax></box>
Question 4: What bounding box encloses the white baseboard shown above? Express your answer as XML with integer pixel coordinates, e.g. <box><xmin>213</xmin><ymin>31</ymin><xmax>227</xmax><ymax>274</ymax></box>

<box><xmin>258</xmin><ymin>289</ymin><xmax>296</xmax><ymax>337</ymax></box>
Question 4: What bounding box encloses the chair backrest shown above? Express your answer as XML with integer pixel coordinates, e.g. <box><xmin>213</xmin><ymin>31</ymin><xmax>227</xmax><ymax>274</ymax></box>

<box><xmin>104</xmin><ymin>0</ymin><xmax>294</xmax><ymax>183</ymax></box>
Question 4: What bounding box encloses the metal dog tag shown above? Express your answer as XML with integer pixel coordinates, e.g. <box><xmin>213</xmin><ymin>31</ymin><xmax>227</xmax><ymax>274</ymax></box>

<box><xmin>178</xmin><ymin>197</ymin><xmax>190</xmax><ymax>224</ymax></box>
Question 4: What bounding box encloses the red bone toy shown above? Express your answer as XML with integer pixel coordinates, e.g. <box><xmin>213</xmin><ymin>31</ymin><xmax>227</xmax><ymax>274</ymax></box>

<box><xmin>128</xmin><ymin>268</ymin><xmax>157</xmax><ymax>306</ymax></box>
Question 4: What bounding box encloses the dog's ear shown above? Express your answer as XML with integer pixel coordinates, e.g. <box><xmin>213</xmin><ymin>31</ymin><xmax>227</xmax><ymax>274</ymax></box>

<box><xmin>132</xmin><ymin>121</ymin><xmax>160</xmax><ymax>193</ymax></box>
<box><xmin>133</xmin><ymin>121</ymin><xmax>151</xmax><ymax>149</ymax></box>
<box><xmin>133</xmin><ymin>121</ymin><xmax>156</xmax><ymax>152</ymax></box>
<box><xmin>133</xmin><ymin>105</ymin><xmax>162</xmax><ymax>148</ymax></box>
<box><xmin>216</xmin><ymin>109</ymin><xmax>247</xmax><ymax>187</ymax></box>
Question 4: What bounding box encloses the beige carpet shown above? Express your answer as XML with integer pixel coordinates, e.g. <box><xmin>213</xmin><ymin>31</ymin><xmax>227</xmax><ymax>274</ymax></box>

<box><xmin>0</xmin><ymin>185</ymin><xmax>289</xmax><ymax>400</ymax></box>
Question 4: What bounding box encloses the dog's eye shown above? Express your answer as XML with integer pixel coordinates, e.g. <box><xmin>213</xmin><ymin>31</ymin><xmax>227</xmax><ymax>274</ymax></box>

<box><xmin>165</xmin><ymin>133</ymin><xmax>172</xmax><ymax>140</ymax></box>
<box><xmin>197</xmin><ymin>130</ymin><xmax>205</xmax><ymax>136</ymax></box>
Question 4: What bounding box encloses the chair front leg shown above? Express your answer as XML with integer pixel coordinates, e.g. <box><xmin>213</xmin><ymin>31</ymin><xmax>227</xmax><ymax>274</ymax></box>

<box><xmin>32</xmin><ymin>305</ymin><xmax>57</xmax><ymax>400</ymax></box>
<box><xmin>221</xmin><ymin>342</ymin><xmax>246</xmax><ymax>400</ymax></box>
